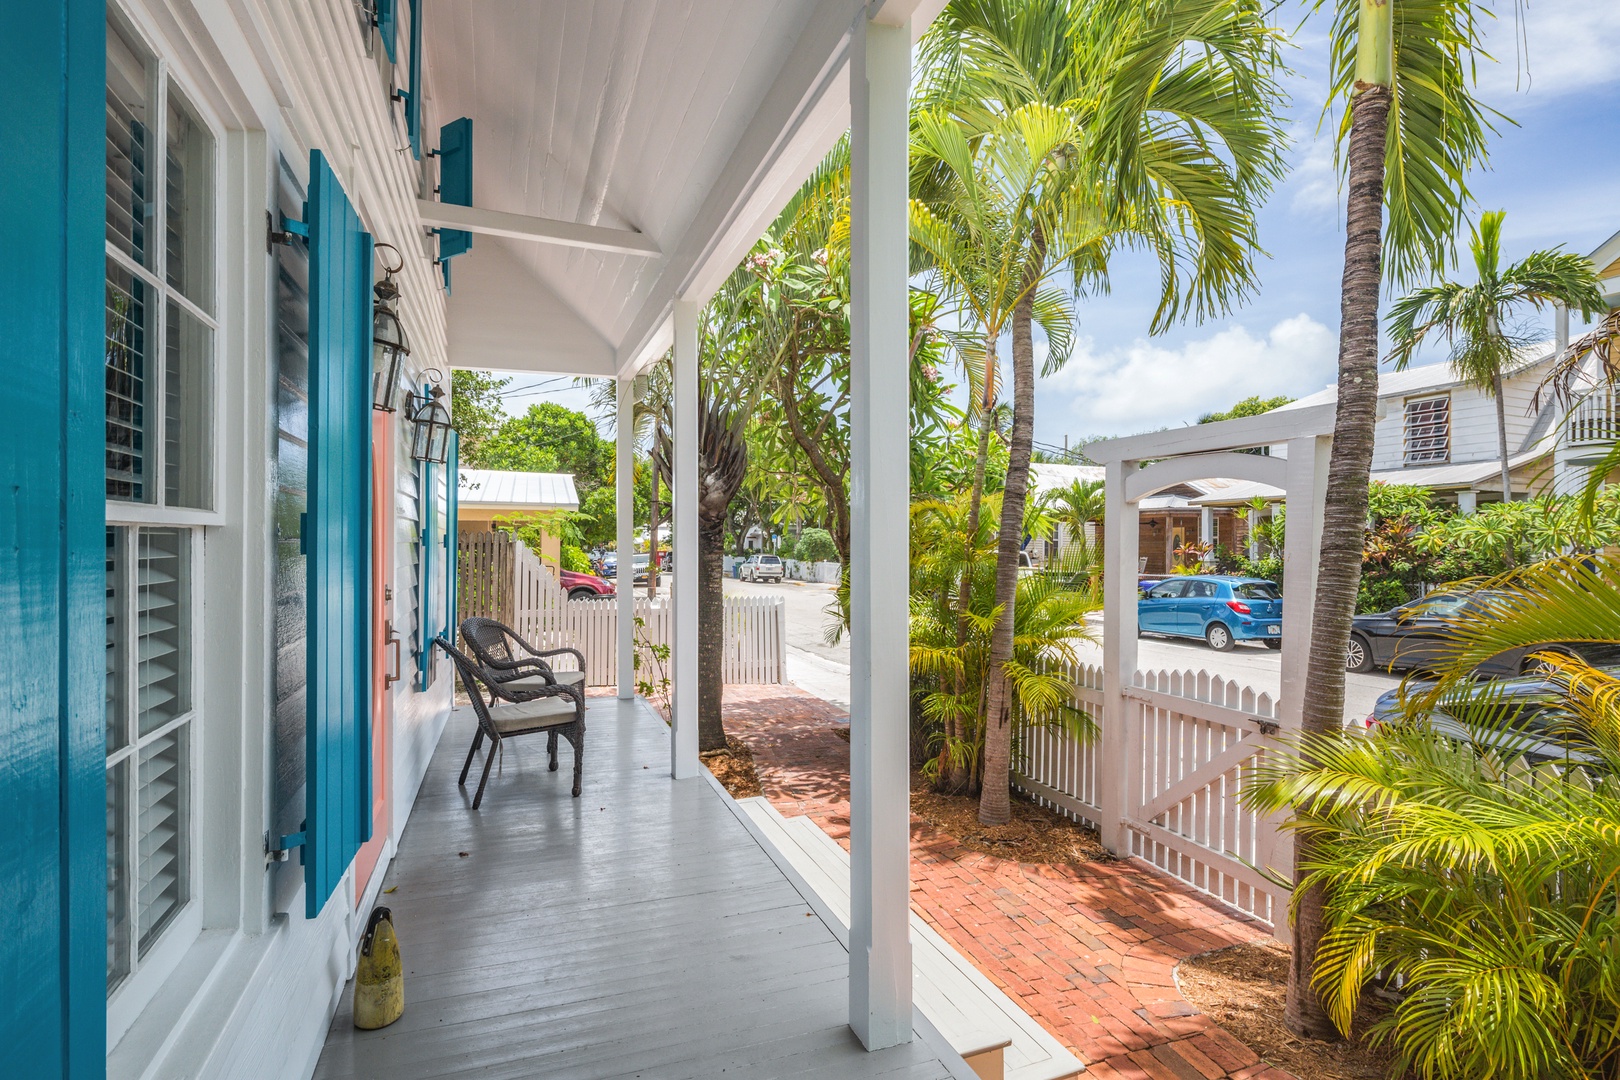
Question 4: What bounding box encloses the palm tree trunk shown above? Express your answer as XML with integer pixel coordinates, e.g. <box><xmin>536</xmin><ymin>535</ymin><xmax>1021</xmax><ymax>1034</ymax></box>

<box><xmin>647</xmin><ymin>443</ymin><xmax>661</xmax><ymax>599</ymax></box>
<box><xmin>698</xmin><ymin>514</ymin><xmax>727</xmax><ymax>752</ymax></box>
<box><xmin>1494</xmin><ymin>372</ymin><xmax>1517</xmax><ymax>567</ymax></box>
<box><xmin>1290</xmin><ymin>79</ymin><xmax>1392</xmax><ymax>1042</ymax></box>
<box><xmin>979</xmin><ymin>293</ymin><xmax>1036</xmax><ymax>826</ymax></box>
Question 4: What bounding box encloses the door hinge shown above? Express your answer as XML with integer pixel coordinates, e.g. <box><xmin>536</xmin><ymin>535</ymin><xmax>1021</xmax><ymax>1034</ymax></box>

<box><xmin>267</xmin><ymin>827</ymin><xmax>307</xmax><ymax>862</ymax></box>
<box><xmin>267</xmin><ymin>209</ymin><xmax>308</xmax><ymax>253</ymax></box>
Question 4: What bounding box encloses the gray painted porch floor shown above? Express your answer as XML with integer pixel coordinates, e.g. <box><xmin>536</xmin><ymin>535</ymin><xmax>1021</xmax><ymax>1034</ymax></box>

<box><xmin>313</xmin><ymin>697</ymin><xmax>955</xmax><ymax>1080</ymax></box>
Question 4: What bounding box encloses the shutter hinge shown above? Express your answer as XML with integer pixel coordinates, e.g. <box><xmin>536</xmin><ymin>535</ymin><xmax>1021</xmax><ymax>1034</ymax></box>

<box><xmin>267</xmin><ymin>827</ymin><xmax>307</xmax><ymax>862</ymax></box>
<box><xmin>267</xmin><ymin>210</ymin><xmax>308</xmax><ymax>253</ymax></box>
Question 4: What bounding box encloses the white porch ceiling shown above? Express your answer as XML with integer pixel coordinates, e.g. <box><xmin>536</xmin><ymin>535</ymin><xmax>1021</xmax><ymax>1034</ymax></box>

<box><xmin>425</xmin><ymin>0</ymin><xmax>902</xmax><ymax>379</ymax></box>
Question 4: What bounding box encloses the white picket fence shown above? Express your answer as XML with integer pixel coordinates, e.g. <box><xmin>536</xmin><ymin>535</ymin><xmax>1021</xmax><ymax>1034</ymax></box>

<box><xmin>1014</xmin><ymin>661</ymin><xmax>1289</xmax><ymax>931</ymax></box>
<box><xmin>458</xmin><ymin>532</ymin><xmax>785</xmax><ymax>687</ymax></box>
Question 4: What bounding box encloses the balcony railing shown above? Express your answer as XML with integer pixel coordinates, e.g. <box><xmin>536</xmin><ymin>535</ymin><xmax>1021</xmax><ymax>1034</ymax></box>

<box><xmin>1568</xmin><ymin>388</ymin><xmax>1620</xmax><ymax>446</ymax></box>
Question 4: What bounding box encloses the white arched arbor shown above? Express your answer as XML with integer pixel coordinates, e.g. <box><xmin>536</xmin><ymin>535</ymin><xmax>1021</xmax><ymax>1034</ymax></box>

<box><xmin>1083</xmin><ymin>403</ymin><xmax>1337</xmax><ymax>856</ymax></box>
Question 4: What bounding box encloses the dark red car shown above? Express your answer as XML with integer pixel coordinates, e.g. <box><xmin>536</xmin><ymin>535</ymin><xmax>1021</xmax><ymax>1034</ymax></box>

<box><xmin>560</xmin><ymin>568</ymin><xmax>615</xmax><ymax>601</ymax></box>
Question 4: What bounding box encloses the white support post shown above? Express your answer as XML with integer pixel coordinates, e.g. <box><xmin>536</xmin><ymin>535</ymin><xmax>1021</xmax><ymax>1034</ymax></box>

<box><xmin>616</xmin><ymin>377</ymin><xmax>636</xmax><ymax>699</ymax></box>
<box><xmin>1246</xmin><ymin>507</ymin><xmax>1260</xmax><ymax>561</ymax></box>
<box><xmin>1456</xmin><ymin>489</ymin><xmax>1478</xmax><ymax>516</ymax></box>
<box><xmin>1278</xmin><ymin>436</ymin><xmax>1330</xmax><ymax>729</ymax></box>
<box><xmin>670</xmin><ymin>301</ymin><xmax>701</xmax><ymax>779</ymax></box>
<box><xmin>1198</xmin><ymin>505</ymin><xmax>1214</xmax><ymax>565</ymax></box>
<box><xmin>847</xmin><ymin>8</ymin><xmax>912</xmax><ymax>1052</ymax></box>
<box><xmin>1099</xmin><ymin>459</ymin><xmax>1139</xmax><ymax>856</ymax></box>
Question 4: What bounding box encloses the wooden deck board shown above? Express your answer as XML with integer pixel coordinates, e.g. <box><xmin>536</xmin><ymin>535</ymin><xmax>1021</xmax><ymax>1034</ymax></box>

<box><xmin>313</xmin><ymin>698</ymin><xmax>957</xmax><ymax>1080</ymax></box>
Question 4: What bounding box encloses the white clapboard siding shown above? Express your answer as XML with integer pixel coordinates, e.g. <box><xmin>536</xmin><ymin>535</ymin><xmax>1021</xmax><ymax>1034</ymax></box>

<box><xmin>458</xmin><ymin>532</ymin><xmax>784</xmax><ymax>686</ymax></box>
<box><xmin>1011</xmin><ymin>660</ymin><xmax>1288</xmax><ymax>930</ymax></box>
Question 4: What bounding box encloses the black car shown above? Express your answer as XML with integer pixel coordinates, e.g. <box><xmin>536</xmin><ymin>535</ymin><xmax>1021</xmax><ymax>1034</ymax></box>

<box><xmin>1346</xmin><ymin>588</ymin><xmax>1620</xmax><ymax>676</ymax></box>
<box><xmin>1369</xmin><ymin>671</ymin><xmax>1606</xmax><ymax>768</ymax></box>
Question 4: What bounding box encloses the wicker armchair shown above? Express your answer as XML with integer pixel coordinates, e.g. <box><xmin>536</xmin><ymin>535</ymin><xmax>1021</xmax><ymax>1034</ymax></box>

<box><xmin>435</xmin><ymin>637</ymin><xmax>585</xmax><ymax>806</ymax></box>
<box><xmin>460</xmin><ymin>616</ymin><xmax>588</xmax><ymax>695</ymax></box>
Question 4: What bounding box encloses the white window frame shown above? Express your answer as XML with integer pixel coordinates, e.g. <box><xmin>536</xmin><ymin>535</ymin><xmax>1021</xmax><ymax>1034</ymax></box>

<box><xmin>103</xmin><ymin>2</ymin><xmax>225</xmax><ymax>1033</ymax></box>
<box><xmin>1403</xmin><ymin>394</ymin><xmax>1451</xmax><ymax>466</ymax></box>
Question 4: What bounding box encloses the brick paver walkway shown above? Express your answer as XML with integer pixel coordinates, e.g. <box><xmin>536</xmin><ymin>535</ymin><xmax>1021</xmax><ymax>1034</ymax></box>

<box><xmin>722</xmin><ymin>684</ymin><xmax>1294</xmax><ymax>1080</ymax></box>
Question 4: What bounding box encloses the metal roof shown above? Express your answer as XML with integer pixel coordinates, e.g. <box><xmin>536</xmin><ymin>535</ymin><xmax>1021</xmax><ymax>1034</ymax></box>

<box><xmin>457</xmin><ymin>469</ymin><xmax>579</xmax><ymax>511</ymax></box>
<box><xmin>1279</xmin><ymin>347</ymin><xmax>1556</xmax><ymax>411</ymax></box>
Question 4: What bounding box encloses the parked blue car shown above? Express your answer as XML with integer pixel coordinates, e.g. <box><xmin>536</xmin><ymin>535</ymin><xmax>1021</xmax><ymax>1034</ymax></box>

<box><xmin>1138</xmin><ymin>575</ymin><xmax>1283</xmax><ymax>652</ymax></box>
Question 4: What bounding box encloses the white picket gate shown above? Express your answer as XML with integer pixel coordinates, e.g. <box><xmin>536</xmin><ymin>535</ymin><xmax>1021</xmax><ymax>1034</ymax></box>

<box><xmin>1013</xmin><ymin>661</ymin><xmax>1289</xmax><ymax>931</ymax></box>
<box><xmin>458</xmin><ymin>532</ymin><xmax>785</xmax><ymax>687</ymax></box>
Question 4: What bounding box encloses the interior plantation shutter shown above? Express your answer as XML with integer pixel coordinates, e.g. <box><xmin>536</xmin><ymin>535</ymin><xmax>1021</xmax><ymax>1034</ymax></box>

<box><xmin>302</xmin><ymin>149</ymin><xmax>374</xmax><ymax>918</ymax></box>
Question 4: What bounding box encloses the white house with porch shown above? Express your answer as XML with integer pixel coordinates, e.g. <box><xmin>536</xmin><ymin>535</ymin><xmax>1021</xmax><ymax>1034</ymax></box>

<box><xmin>6</xmin><ymin>1</ymin><xmax>1038</xmax><ymax>1078</ymax></box>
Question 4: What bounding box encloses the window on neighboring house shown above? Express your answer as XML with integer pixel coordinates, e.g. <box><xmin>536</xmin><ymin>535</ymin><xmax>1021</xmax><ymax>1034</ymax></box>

<box><xmin>1403</xmin><ymin>395</ymin><xmax>1450</xmax><ymax>465</ymax></box>
<box><xmin>104</xmin><ymin>10</ymin><xmax>214</xmax><ymax>995</ymax></box>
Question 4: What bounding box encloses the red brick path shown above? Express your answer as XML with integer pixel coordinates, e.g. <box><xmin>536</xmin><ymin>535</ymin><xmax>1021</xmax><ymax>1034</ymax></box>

<box><xmin>722</xmin><ymin>684</ymin><xmax>1295</xmax><ymax>1080</ymax></box>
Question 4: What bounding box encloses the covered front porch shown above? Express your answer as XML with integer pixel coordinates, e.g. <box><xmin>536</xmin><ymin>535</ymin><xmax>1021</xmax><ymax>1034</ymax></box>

<box><xmin>313</xmin><ymin>697</ymin><xmax>963</xmax><ymax>1080</ymax></box>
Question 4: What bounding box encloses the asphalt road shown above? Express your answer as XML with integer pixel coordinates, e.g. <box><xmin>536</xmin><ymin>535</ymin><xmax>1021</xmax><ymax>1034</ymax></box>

<box><xmin>721</xmin><ymin>575</ymin><xmax>1401</xmax><ymax>723</ymax></box>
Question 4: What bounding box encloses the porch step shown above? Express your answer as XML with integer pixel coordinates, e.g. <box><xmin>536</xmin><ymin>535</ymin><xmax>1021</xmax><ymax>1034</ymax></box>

<box><xmin>735</xmin><ymin>797</ymin><xmax>1084</xmax><ymax>1080</ymax></box>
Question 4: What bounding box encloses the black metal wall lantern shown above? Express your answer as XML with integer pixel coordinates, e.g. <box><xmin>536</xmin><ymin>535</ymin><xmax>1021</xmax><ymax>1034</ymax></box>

<box><xmin>407</xmin><ymin>370</ymin><xmax>454</xmax><ymax>464</ymax></box>
<box><xmin>372</xmin><ymin>243</ymin><xmax>410</xmax><ymax>411</ymax></box>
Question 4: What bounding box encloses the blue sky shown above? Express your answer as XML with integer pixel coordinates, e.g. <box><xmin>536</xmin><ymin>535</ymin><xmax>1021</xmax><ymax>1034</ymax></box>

<box><xmin>1042</xmin><ymin>0</ymin><xmax>1620</xmax><ymax>445</ymax></box>
<box><xmin>498</xmin><ymin>1</ymin><xmax>1620</xmax><ymax>446</ymax></box>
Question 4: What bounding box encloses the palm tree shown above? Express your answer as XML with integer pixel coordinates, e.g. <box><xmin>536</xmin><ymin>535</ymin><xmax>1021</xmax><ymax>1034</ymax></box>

<box><xmin>1294</xmin><ymin>0</ymin><xmax>1501</xmax><ymax>1038</ymax></box>
<box><xmin>1048</xmin><ymin>477</ymin><xmax>1105</xmax><ymax>559</ymax></box>
<box><xmin>1387</xmin><ymin>210</ymin><xmax>1604</xmax><ymax>544</ymax></box>
<box><xmin>918</xmin><ymin>0</ymin><xmax>1288</xmax><ymax>826</ymax></box>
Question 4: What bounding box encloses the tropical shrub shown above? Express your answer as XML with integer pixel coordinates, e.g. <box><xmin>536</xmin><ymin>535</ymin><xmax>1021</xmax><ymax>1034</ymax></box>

<box><xmin>795</xmin><ymin>527</ymin><xmax>838</xmax><ymax>564</ymax></box>
<box><xmin>560</xmin><ymin>544</ymin><xmax>592</xmax><ymax>574</ymax></box>
<box><xmin>909</xmin><ymin>491</ymin><xmax>1096</xmax><ymax>794</ymax></box>
<box><xmin>1254</xmin><ymin>556</ymin><xmax>1620</xmax><ymax>1079</ymax></box>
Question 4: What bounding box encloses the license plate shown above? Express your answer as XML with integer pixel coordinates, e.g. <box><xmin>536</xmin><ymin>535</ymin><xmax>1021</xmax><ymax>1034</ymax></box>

<box><xmin>1267</xmin><ymin>625</ymin><xmax>1280</xmax><ymax>635</ymax></box>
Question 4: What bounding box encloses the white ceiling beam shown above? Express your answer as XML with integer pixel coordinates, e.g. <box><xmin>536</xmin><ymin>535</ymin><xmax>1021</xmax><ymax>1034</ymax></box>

<box><xmin>868</xmin><ymin>0</ymin><xmax>950</xmax><ymax>32</ymax></box>
<box><xmin>415</xmin><ymin>200</ymin><xmax>661</xmax><ymax>257</ymax></box>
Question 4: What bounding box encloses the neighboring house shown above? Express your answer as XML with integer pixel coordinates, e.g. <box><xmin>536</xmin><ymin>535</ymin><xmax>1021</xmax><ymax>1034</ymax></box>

<box><xmin>457</xmin><ymin>468</ymin><xmax>579</xmax><ymax>570</ymax></box>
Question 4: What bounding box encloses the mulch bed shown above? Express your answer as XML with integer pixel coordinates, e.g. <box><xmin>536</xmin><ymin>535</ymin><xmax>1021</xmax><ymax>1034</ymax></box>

<box><xmin>701</xmin><ymin>735</ymin><xmax>764</xmax><ymax>799</ymax></box>
<box><xmin>1177</xmin><ymin>940</ymin><xmax>1393</xmax><ymax>1080</ymax></box>
<box><xmin>909</xmin><ymin>773</ymin><xmax>1110</xmax><ymax>866</ymax></box>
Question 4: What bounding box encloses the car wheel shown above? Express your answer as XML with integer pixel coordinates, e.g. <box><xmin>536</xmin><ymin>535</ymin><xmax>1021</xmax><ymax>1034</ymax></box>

<box><xmin>1346</xmin><ymin>634</ymin><xmax>1373</xmax><ymax>673</ymax></box>
<box><xmin>1205</xmin><ymin>623</ymin><xmax>1234</xmax><ymax>652</ymax></box>
<box><xmin>1263</xmin><ymin>638</ymin><xmax>1282</xmax><ymax>651</ymax></box>
<box><xmin>568</xmin><ymin>588</ymin><xmax>593</xmax><ymax>601</ymax></box>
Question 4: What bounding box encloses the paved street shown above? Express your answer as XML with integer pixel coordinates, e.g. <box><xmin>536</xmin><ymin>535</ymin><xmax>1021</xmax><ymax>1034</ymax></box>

<box><xmin>721</xmin><ymin>576</ymin><xmax>1400</xmax><ymax>723</ymax></box>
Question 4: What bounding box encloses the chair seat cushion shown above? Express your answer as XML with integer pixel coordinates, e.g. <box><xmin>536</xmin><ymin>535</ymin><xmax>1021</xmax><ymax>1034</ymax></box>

<box><xmin>504</xmin><ymin>669</ymin><xmax>585</xmax><ymax>692</ymax></box>
<box><xmin>488</xmin><ymin>696</ymin><xmax>579</xmax><ymax>734</ymax></box>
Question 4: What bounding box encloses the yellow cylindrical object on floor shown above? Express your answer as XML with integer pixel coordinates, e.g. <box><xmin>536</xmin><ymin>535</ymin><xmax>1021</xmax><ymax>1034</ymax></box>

<box><xmin>353</xmin><ymin>907</ymin><xmax>404</xmax><ymax>1030</ymax></box>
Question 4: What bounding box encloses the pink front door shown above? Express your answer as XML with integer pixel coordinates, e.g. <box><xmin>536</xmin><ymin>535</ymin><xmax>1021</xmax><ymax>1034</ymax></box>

<box><xmin>355</xmin><ymin>413</ymin><xmax>396</xmax><ymax>902</ymax></box>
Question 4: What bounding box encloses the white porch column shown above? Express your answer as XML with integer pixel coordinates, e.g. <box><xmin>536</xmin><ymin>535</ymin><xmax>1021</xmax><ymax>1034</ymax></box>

<box><xmin>1099</xmin><ymin>459</ymin><xmax>1140</xmax><ymax>856</ymax></box>
<box><xmin>670</xmin><ymin>301</ymin><xmax>701</xmax><ymax>779</ymax></box>
<box><xmin>1456</xmin><ymin>489</ymin><xmax>1478</xmax><ymax>516</ymax></box>
<box><xmin>847</xmin><ymin>8</ymin><xmax>912</xmax><ymax>1052</ymax></box>
<box><xmin>1198</xmin><ymin>505</ymin><xmax>1214</xmax><ymax>565</ymax></box>
<box><xmin>1246</xmin><ymin>507</ymin><xmax>1260</xmax><ymax>561</ymax></box>
<box><xmin>616</xmin><ymin>377</ymin><xmax>636</xmax><ymax>699</ymax></box>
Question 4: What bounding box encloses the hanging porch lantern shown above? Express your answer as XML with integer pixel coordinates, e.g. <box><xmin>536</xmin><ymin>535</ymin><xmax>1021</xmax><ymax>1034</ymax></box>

<box><xmin>372</xmin><ymin>243</ymin><xmax>410</xmax><ymax>411</ymax></box>
<box><xmin>408</xmin><ymin>375</ymin><xmax>454</xmax><ymax>464</ymax></box>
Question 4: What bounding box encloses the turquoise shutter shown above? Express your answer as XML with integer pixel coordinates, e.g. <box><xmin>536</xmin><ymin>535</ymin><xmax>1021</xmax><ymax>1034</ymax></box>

<box><xmin>378</xmin><ymin>0</ymin><xmax>397</xmax><ymax>63</ymax></box>
<box><xmin>303</xmin><ymin>150</ymin><xmax>374</xmax><ymax>918</ymax></box>
<box><xmin>436</xmin><ymin>118</ymin><xmax>472</xmax><ymax>260</ymax></box>
<box><xmin>445</xmin><ymin>432</ymin><xmax>460</xmax><ymax>642</ymax></box>
<box><xmin>418</xmin><ymin>452</ymin><xmax>437</xmax><ymax>690</ymax></box>
<box><xmin>1</xmin><ymin>1</ymin><xmax>106</xmax><ymax>1073</ymax></box>
<box><xmin>405</xmin><ymin>0</ymin><xmax>423</xmax><ymax>159</ymax></box>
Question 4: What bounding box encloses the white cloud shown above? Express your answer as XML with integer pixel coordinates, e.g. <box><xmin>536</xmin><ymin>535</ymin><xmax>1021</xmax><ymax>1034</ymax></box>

<box><xmin>1476</xmin><ymin>0</ymin><xmax>1620</xmax><ymax>101</ymax></box>
<box><xmin>1287</xmin><ymin>131</ymin><xmax>1339</xmax><ymax>218</ymax></box>
<box><xmin>1042</xmin><ymin>314</ymin><xmax>1338</xmax><ymax>438</ymax></box>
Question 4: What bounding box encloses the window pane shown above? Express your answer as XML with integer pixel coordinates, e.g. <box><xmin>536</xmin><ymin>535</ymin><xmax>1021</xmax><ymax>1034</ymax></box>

<box><xmin>136</xmin><ymin>729</ymin><xmax>187</xmax><ymax>955</ymax></box>
<box><xmin>106</xmin><ymin>528</ymin><xmax>127</xmax><ymax>754</ymax></box>
<box><xmin>106</xmin><ymin>259</ymin><xmax>152</xmax><ymax>502</ymax></box>
<box><xmin>106</xmin><ymin>18</ymin><xmax>152</xmax><ymax>267</ymax></box>
<box><xmin>107</xmin><ymin>758</ymin><xmax>130</xmax><ymax>991</ymax></box>
<box><xmin>165</xmin><ymin>83</ymin><xmax>214</xmax><ymax>311</ymax></box>
<box><xmin>137</xmin><ymin>529</ymin><xmax>189</xmax><ymax>736</ymax></box>
<box><xmin>164</xmin><ymin>302</ymin><xmax>213</xmax><ymax>508</ymax></box>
